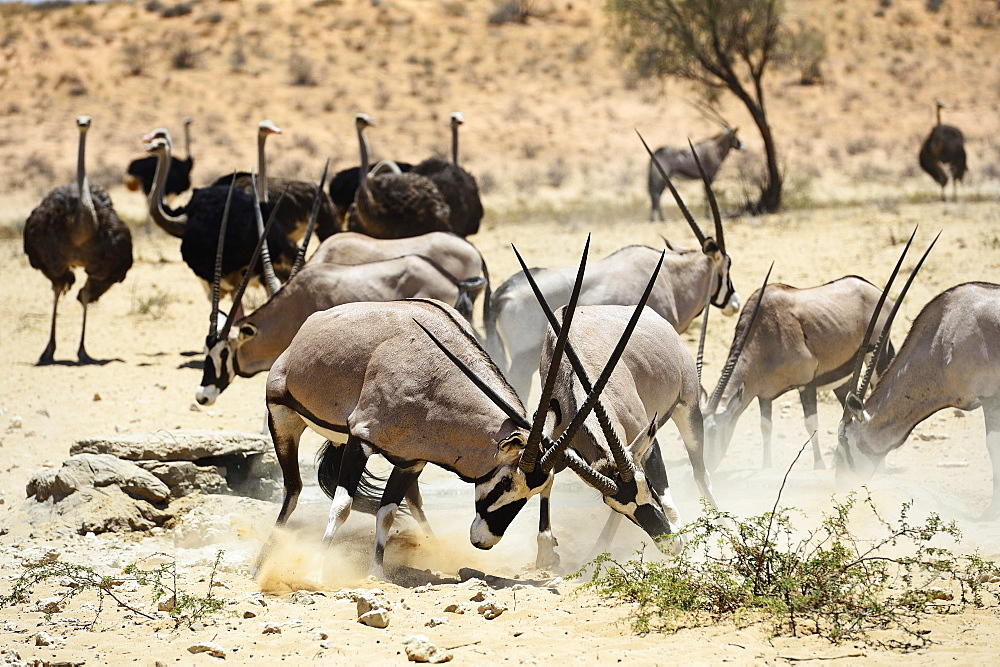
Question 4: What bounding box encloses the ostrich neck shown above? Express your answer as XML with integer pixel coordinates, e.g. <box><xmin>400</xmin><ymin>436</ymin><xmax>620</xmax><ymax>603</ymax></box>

<box><xmin>258</xmin><ymin>133</ymin><xmax>269</xmax><ymax>203</ymax></box>
<box><xmin>184</xmin><ymin>122</ymin><xmax>192</xmax><ymax>160</ymax></box>
<box><xmin>75</xmin><ymin>129</ymin><xmax>97</xmax><ymax>231</ymax></box>
<box><xmin>147</xmin><ymin>144</ymin><xmax>187</xmax><ymax>237</ymax></box>
<box><xmin>451</xmin><ymin>123</ymin><xmax>460</xmax><ymax>165</ymax></box>
<box><xmin>358</xmin><ymin>125</ymin><xmax>370</xmax><ymax>180</ymax></box>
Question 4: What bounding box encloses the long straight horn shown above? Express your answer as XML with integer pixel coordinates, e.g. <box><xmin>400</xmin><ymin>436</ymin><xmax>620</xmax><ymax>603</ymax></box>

<box><xmin>562</xmin><ymin>449</ymin><xmax>617</xmax><ymax>495</ymax></box>
<box><xmin>843</xmin><ymin>228</ymin><xmax>918</xmax><ymax>410</ymax></box>
<box><xmin>289</xmin><ymin>158</ymin><xmax>330</xmax><ymax>280</ymax></box>
<box><xmin>706</xmin><ymin>263</ymin><xmax>773</xmax><ymax>415</ymax></box>
<box><xmin>218</xmin><ymin>191</ymin><xmax>284</xmax><ymax>342</ymax></box>
<box><xmin>688</xmin><ymin>138</ymin><xmax>725</xmax><ymax>254</ymax></box>
<box><xmin>511</xmin><ymin>244</ymin><xmax>635</xmax><ymax>482</ymax></box>
<box><xmin>696</xmin><ymin>298</ymin><xmax>710</xmax><ymax>386</ymax></box>
<box><xmin>209</xmin><ymin>178</ymin><xmax>237</xmax><ymax>339</ymax></box>
<box><xmin>539</xmin><ymin>251</ymin><xmax>666</xmax><ymax>473</ymax></box>
<box><xmin>520</xmin><ymin>236</ymin><xmax>591</xmax><ymax>474</ymax></box>
<box><xmin>637</xmin><ymin>130</ymin><xmax>707</xmax><ymax>247</ymax></box>
<box><xmin>857</xmin><ymin>232</ymin><xmax>939</xmax><ymax>400</ymax></box>
<box><xmin>250</xmin><ymin>174</ymin><xmax>284</xmax><ymax>296</ymax></box>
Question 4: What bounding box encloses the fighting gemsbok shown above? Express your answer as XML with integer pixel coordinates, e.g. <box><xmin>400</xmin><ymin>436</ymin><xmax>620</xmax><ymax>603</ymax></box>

<box><xmin>837</xmin><ymin>236</ymin><xmax>1000</xmax><ymax>517</ymax></box>
<box><xmin>258</xmin><ymin>238</ymin><xmax>675</xmax><ymax>577</ymax></box>
<box><xmin>485</xmin><ymin>131</ymin><xmax>739</xmax><ymax>402</ymax></box>
<box><xmin>509</xmin><ymin>244</ymin><xmax>721</xmax><ymax>566</ymax></box>
<box><xmin>702</xmin><ymin>275</ymin><xmax>898</xmax><ymax>471</ymax></box>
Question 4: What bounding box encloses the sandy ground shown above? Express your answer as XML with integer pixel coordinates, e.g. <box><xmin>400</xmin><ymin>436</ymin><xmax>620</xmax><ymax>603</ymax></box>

<box><xmin>0</xmin><ymin>197</ymin><xmax>998</xmax><ymax>664</ymax></box>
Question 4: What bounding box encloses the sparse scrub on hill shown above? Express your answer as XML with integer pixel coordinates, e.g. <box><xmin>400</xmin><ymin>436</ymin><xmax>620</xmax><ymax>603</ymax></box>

<box><xmin>488</xmin><ymin>0</ymin><xmax>535</xmax><ymax>25</ymax></box>
<box><xmin>574</xmin><ymin>477</ymin><xmax>1000</xmax><ymax>647</ymax></box>
<box><xmin>121</xmin><ymin>42</ymin><xmax>150</xmax><ymax>77</ymax></box>
<box><xmin>288</xmin><ymin>53</ymin><xmax>318</xmax><ymax>86</ymax></box>
<box><xmin>169</xmin><ymin>36</ymin><xmax>199</xmax><ymax>70</ymax></box>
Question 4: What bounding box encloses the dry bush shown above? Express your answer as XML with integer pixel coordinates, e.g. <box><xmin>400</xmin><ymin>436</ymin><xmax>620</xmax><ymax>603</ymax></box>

<box><xmin>441</xmin><ymin>1</ymin><xmax>466</xmax><ymax>17</ymax></box>
<box><xmin>229</xmin><ymin>36</ymin><xmax>247</xmax><ymax>72</ymax></box>
<box><xmin>288</xmin><ymin>53</ymin><xmax>318</xmax><ymax>86</ymax></box>
<box><xmin>170</xmin><ymin>37</ymin><xmax>198</xmax><ymax>70</ymax></box>
<box><xmin>488</xmin><ymin>0</ymin><xmax>533</xmax><ymax>25</ymax></box>
<box><xmin>54</xmin><ymin>72</ymin><xmax>87</xmax><ymax>97</ymax></box>
<box><xmin>121</xmin><ymin>42</ymin><xmax>150</xmax><ymax>77</ymax></box>
<box><xmin>846</xmin><ymin>137</ymin><xmax>878</xmax><ymax>155</ymax></box>
<box><xmin>159</xmin><ymin>3</ymin><xmax>194</xmax><ymax>19</ymax></box>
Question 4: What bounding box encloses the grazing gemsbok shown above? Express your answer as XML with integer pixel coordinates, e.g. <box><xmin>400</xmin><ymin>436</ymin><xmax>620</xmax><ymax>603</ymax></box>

<box><xmin>196</xmin><ymin>180</ymin><xmax>486</xmax><ymax>407</ymax></box>
<box><xmin>308</xmin><ymin>231</ymin><xmax>492</xmax><ymax>327</ymax></box>
<box><xmin>837</xmin><ymin>243</ymin><xmax>1000</xmax><ymax>517</ymax></box>
<box><xmin>259</xmin><ymin>238</ymin><xmax>674</xmax><ymax>576</ymax></box>
<box><xmin>647</xmin><ymin>124</ymin><xmax>743</xmax><ymax>222</ymax></box>
<box><xmin>702</xmin><ymin>275</ymin><xmax>898</xmax><ymax>471</ymax></box>
<box><xmin>486</xmin><ymin>132</ymin><xmax>739</xmax><ymax>402</ymax></box>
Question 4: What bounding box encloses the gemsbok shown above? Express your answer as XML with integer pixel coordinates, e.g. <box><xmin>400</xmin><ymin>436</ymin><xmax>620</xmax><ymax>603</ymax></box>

<box><xmin>702</xmin><ymin>275</ymin><xmax>898</xmax><ymax>471</ymax></box>
<box><xmin>485</xmin><ymin>132</ymin><xmax>739</xmax><ymax>402</ymax></box>
<box><xmin>837</xmin><ymin>241</ymin><xmax>1000</xmax><ymax>517</ymax></box>
<box><xmin>259</xmin><ymin>239</ymin><xmax>676</xmax><ymax>576</ymax></box>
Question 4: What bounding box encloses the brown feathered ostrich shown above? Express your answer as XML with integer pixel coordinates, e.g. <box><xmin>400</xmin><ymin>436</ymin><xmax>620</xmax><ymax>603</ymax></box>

<box><xmin>23</xmin><ymin>116</ymin><xmax>133</xmax><ymax>365</ymax></box>
<box><xmin>919</xmin><ymin>100</ymin><xmax>967</xmax><ymax>202</ymax></box>
<box><xmin>350</xmin><ymin>113</ymin><xmax>453</xmax><ymax>239</ymax></box>
<box><xmin>210</xmin><ymin>120</ymin><xmax>340</xmax><ymax>242</ymax></box>
<box><xmin>412</xmin><ymin>112</ymin><xmax>484</xmax><ymax>237</ymax></box>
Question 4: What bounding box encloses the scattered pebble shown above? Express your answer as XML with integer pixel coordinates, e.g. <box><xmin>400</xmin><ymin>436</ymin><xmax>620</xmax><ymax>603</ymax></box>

<box><xmin>7</xmin><ymin>416</ymin><xmax>22</xmax><ymax>430</ymax></box>
<box><xmin>33</xmin><ymin>631</ymin><xmax>59</xmax><ymax>647</ymax></box>
<box><xmin>290</xmin><ymin>590</ymin><xmax>315</xmax><ymax>605</ymax></box>
<box><xmin>477</xmin><ymin>601</ymin><xmax>507</xmax><ymax>620</ymax></box>
<box><xmin>187</xmin><ymin>641</ymin><xmax>226</xmax><ymax>658</ymax></box>
<box><xmin>358</xmin><ymin>609</ymin><xmax>391</xmax><ymax>628</ymax></box>
<box><xmin>927</xmin><ymin>587</ymin><xmax>954</xmax><ymax>601</ymax></box>
<box><xmin>469</xmin><ymin>591</ymin><xmax>487</xmax><ymax>602</ymax></box>
<box><xmin>262</xmin><ymin>623</ymin><xmax>282</xmax><ymax>635</ymax></box>
<box><xmin>443</xmin><ymin>604</ymin><xmax>464</xmax><ymax>614</ymax></box>
<box><xmin>403</xmin><ymin>635</ymin><xmax>452</xmax><ymax>663</ymax></box>
<box><xmin>425</xmin><ymin>617</ymin><xmax>449</xmax><ymax>628</ymax></box>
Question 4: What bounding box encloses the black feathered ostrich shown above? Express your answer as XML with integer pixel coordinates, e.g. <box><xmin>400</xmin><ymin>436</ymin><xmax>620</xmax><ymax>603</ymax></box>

<box><xmin>412</xmin><ymin>112</ymin><xmax>484</xmax><ymax>237</ymax></box>
<box><xmin>350</xmin><ymin>113</ymin><xmax>453</xmax><ymax>239</ymax></box>
<box><xmin>919</xmin><ymin>100</ymin><xmax>967</xmax><ymax>202</ymax></box>
<box><xmin>125</xmin><ymin>117</ymin><xmax>194</xmax><ymax>198</ymax></box>
<box><xmin>23</xmin><ymin>116</ymin><xmax>133</xmax><ymax>365</ymax></box>
<box><xmin>144</xmin><ymin>136</ymin><xmax>296</xmax><ymax>317</ymax></box>
<box><xmin>210</xmin><ymin>120</ymin><xmax>341</xmax><ymax>243</ymax></box>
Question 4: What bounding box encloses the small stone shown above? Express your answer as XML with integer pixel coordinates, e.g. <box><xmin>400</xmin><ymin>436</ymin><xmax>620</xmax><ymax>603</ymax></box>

<box><xmin>35</xmin><ymin>597</ymin><xmax>62</xmax><ymax>614</ymax></box>
<box><xmin>262</xmin><ymin>622</ymin><xmax>282</xmax><ymax>634</ymax></box>
<box><xmin>469</xmin><ymin>591</ymin><xmax>487</xmax><ymax>602</ymax></box>
<box><xmin>443</xmin><ymin>603</ymin><xmax>464</xmax><ymax>614</ymax></box>
<box><xmin>308</xmin><ymin>630</ymin><xmax>329</xmax><ymax>641</ymax></box>
<box><xmin>927</xmin><ymin>586</ymin><xmax>954</xmax><ymax>601</ymax></box>
<box><xmin>8</xmin><ymin>416</ymin><xmax>22</xmax><ymax>430</ymax></box>
<box><xmin>403</xmin><ymin>634</ymin><xmax>453</xmax><ymax>663</ymax></box>
<box><xmin>290</xmin><ymin>590</ymin><xmax>315</xmax><ymax>605</ymax></box>
<box><xmin>356</xmin><ymin>593</ymin><xmax>389</xmax><ymax>616</ymax></box>
<box><xmin>93</xmin><ymin>394</ymin><xmax>102</xmax><ymax>402</ymax></box>
<box><xmin>33</xmin><ymin>631</ymin><xmax>57</xmax><ymax>647</ymax></box>
<box><xmin>157</xmin><ymin>595</ymin><xmax>176</xmax><ymax>612</ymax></box>
<box><xmin>187</xmin><ymin>641</ymin><xmax>226</xmax><ymax>658</ymax></box>
<box><xmin>414</xmin><ymin>585</ymin><xmax>430</xmax><ymax>593</ymax></box>
<box><xmin>358</xmin><ymin>609</ymin><xmax>390</xmax><ymax>628</ymax></box>
<box><xmin>477</xmin><ymin>601</ymin><xmax>508</xmax><ymax>620</ymax></box>
<box><xmin>242</xmin><ymin>609</ymin><xmax>257</xmax><ymax>619</ymax></box>
<box><xmin>425</xmin><ymin>617</ymin><xmax>448</xmax><ymax>628</ymax></box>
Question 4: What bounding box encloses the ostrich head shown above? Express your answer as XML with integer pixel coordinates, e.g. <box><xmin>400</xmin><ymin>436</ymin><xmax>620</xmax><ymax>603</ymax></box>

<box><xmin>258</xmin><ymin>119</ymin><xmax>282</xmax><ymax>138</ymax></box>
<box><xmin>76</xmin><ymin>116</ymin><xmax>92</xmax><ymax>131</ymax></box>
<box><xmin>450</xmin><ymin>112</ymin><xmax>464</xmax><ymax>127</ymax></box>
<box><xmin>355</xmin><ymin>113</ymin><xmax>374</xmax><ymax>130</ymax></box>
<box><xmin>142</xmin><ymin>127</ymin><xmax>172</xmax><ymax>145</ymax></box>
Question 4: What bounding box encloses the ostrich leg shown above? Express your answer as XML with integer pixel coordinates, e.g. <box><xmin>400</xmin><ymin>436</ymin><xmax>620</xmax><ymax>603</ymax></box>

<box><xmin>77</xmin><ymin>296</ymin><xmax>96</xmax><ymax>365</ymax></box>
<box><xmin>37</xmin><ymin>288</ymin><xmax>60</xmax><ymax>366</ymax></box>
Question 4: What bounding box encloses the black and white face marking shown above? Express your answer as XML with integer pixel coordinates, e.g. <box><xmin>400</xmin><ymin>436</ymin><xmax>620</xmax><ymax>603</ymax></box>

<box><xmin>835</xmin><ymin>418</ymin><xmax>880</xmax><ymax>484</ymax></box>
<box><xmin>195</xmin><ymin>332</ymin><xmax>236</xmax><ymax>406</ymax></box>
<box><xmin>602</xmin><ymin>469</ymin><xmax>673</xmax><ymax>540</ymax></box>
<box><xmin>711</xmin><ymin>253</ymin><xmax>740</xmax><ymax>315</ymax></box>
<box><xmin>470</xmin><ymin>451</ymin><xmax>548</xmax><ymax>549</ymax></box>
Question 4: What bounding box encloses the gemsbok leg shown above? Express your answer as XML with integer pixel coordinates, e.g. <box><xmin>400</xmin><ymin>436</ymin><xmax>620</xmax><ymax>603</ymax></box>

<box><xmin>983</xmin><ymin>398</ymin><xmax>1000</xmax><ymax>519</ymax></box>
<box><xmin>373</xmin><ymin>462</ymin><xmax>427</xmax><ymax>576</ymax></box>
<box><xmin>799</xmin><ymin>385</ymin><xmax>826</xmax><ymax>469</ymax></box>
<box><xmin>759</xmin><ymin>397</ymin><xmax>773</xmax><ymax>468</ymax></box>
<box><xmin>321</xmin><ymin>436</ymin><xmax>372</xmax><ymax>544</ymax></box>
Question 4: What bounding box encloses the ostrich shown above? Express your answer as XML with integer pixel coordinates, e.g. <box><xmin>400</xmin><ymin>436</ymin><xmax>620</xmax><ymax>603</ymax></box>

<box><xmin>145</xmin><ymin>137</ymin><xmax>296</xmax><ymax>309</ymax></box>
<box><xmin>327</xmin><ymin>161</ymin><xmax>414</xmax><ymax>226</ymax></box>
<box><xmin>23</xmin><ymin>116</ymin><xmax>133</xmax><ymax>365</ymax></box>
<box><xmin>211</xmin><ymin>120</ymin><xmax>340</xmax><ymax>243</ymax></box>
<box><xmin>125</xmin><ymin>117</ymin><xmax>194</xmax><ymax>198</ymax></box>
<box><xmin>412</xmin><ymin>112</ymin><xmax>484</xmax><ymax>237</ymax></box>
<box><xmin>919</xmin><ymin>100</ymin><xmax>967</xmax><ymax>202</ymax></box>
<box><xmin>350</xmin><ymin>113</ymin><xmax>453</xmax><ymax>239</ymax></box>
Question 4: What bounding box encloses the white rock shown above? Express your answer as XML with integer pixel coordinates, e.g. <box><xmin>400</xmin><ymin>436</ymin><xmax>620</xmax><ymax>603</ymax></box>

<box><xmin>425</xmin><ymin>617</ymin><xmax>449</xmax><ymax>628</ymax></box>
<box><xmin>33</xmin><ymin>631</ymin><xmax>59</xmax><ymax>647</ymax></box>
<box><xmin>477</xmin><ymin>600</ymin><xmax>508</xmax><ymax>619</ymax></box>
<box><xmin>403</xmin><ymin>635</ymin><xmax>453</xmax><ymax>663</ymax></box>
<box><xmin>262</xmin><ymin>623</ymin><xmax>282</xmax><ymax>634</ymax></box>
<box><xmin>358</xmin><ymin>609</ymin><xmax>390</xmax><ymax>628</ymax></box>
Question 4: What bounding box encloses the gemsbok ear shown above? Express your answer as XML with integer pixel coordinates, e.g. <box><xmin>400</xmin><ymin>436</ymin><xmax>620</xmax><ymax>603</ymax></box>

<box><xmin>498</xmin><ymin>432</ymin><xmax>526</xmax><ymax>453</ymax></box>
<box><xmin>628</xmin><ymin>416</ymin><xmax>658</xmax><ymax>461</ymax></box>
